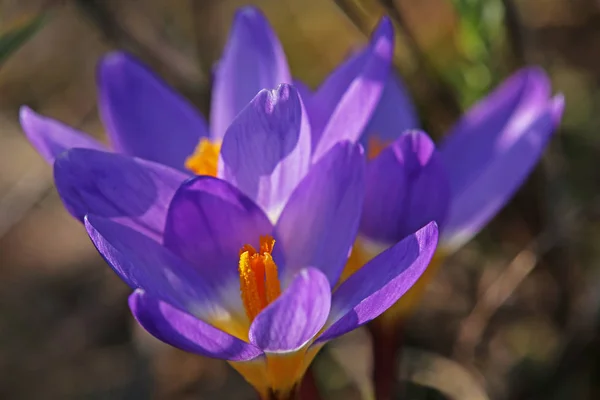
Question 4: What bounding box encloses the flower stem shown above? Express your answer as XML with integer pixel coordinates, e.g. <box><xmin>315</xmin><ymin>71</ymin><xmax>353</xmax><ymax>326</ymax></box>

<box><xmin>369</xmin><ymin>320</ymin><xmax>404</xmax><ymax>400</ymax></box>
<box><xmin>298</xmin><ymin>368</ymin><xmax>323</xmax><ymax>400</ymax></box>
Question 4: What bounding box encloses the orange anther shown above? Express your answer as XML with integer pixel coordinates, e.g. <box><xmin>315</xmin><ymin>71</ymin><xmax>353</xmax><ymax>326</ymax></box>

<box><xmin>238</xmin><ymin>235</ymin><xmax>282</xmax><ymax>322</ymax></box>
<box><xmin>185</xmin><ymin>137</ymin><xmax>221</xmax><ymax>176</ymax></box>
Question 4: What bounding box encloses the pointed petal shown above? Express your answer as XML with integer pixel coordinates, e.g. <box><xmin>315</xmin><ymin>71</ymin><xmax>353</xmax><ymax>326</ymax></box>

<box><xmin>440</xmin><ymin>67</ymin><xmax>550</xmax><ymax>199</ymax></box>
<box><xmin>249</xmin><ymin>268</ymin><xmax>330</xmax><ymax>352</ymax></box>
<box><xmin>163</xmin><ymin>176</ymin><xmax>274</xmax><ymax>287</ymax></box>
<box><xmin>439</xmin><ymin>67</ymin><xmax>560</xmax><ymax>250</ymax></box>
<box><xmin>441</xmin><ymin>95</ymin><xmax>564</xmax><ymax>250</ymax></box>
<box><xmin>311</xmin><ymin>17</ymin><xmax>394</xmax><ymax>161</ymax></box>
<box><xmin>362</xmin><ymin>74</ymin><xmax>420</xmax><ymax>143</ymax></box>
<box><xmin>20</xmin><ymin>106</ymin><xmax>106</xmax><ymax>163</ymax></box>
<box><xmin>276</xmin><ymin>142</ymin><xmax>365</xmax><ymax>286</ymax></box>
<box><xmin>218</xmin><ymin>84</ymin><xmax>311</xmax><ymax>220</ymax></box>
<box><xmin>360</xmin><ymin>130</ymin><xmax>450</xmax><ymax>244</ymax></box>
<box><xmin>211</xmin><ymin>7</ymin><xmax>291</xmax><ymax>140</ymax></box>
<box><xmin>130</xmin><ymin>291</ymin><xmax>263</xmax><ymax>361</ymax></box>
<box><xmin>54</xmin><ymin>149</ymin><xmax>188</xmax><ymax>241</ymax></box>
<box><xmin>98</xmin><ymin>51</ymin><xmax>209</xmax><ymax>171</ymax></box>
<box><xmin>315</xmin><ymin>222</ymin><xmax>438</xmax><ymax>344</ymax></box>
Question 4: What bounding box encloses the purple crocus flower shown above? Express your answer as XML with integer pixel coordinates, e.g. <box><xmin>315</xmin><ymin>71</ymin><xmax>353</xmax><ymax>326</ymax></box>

<box><xmin>20</xmin><ymin>7</ymin><xmax>392</xmax><ymax>179</ymax></box>
<box><xmin>336</xmin><ymin>67</ymin><xmax>565</xmax><ymax>318</ymax></box>
<box><xmin>56</xmin><ymin>83</ymin><xmax>439</xmax><ymax>398</ymax></box>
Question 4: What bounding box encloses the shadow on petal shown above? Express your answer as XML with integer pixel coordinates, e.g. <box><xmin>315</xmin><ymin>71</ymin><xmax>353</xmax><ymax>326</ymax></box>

<box><xmin>55</xmin><ymin>148</ymin><xmax>188</xmax><ymax>240</ymax></box>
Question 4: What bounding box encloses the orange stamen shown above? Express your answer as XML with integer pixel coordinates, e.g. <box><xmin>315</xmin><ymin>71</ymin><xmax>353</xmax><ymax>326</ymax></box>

<box><xmin>185</xmin><ymin>137</ymin><xmax>221</xmax><ymax>176</ymax></box>
<box><xmin>239</xmin><ymin>252</ymin><xmax>263</xmax><ymax>322</ymax></box>
<box><xmin>367</xmin><ymin>136</ymin><xmax>390</xmax><ymax>160</ymax></box>
<box><xmin>238</xmin><ymin>235</ymin><xmax>282</xmax><ymax>322</ymax></box>
<box><xmin>264</xmin><ymin>253</ymin><xmax>281</xmax><ymax>303</ymax></box>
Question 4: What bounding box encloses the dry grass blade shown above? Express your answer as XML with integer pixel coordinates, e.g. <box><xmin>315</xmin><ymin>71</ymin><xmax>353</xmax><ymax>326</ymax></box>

<box><xmin>400</xmin><ymin>346</ymin><xmax>490</xmax><ymax>400</ymax></box>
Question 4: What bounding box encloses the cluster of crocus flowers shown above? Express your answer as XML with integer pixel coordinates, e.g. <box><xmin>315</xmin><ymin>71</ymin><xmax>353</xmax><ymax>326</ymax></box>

<box><xmin>19</xmin><ymin>7</ymin><xmax>442</xmax><ymax>397</ymax></box>
<box><xmin>18</xmin><ymin>4</ymin><xmax>565</xmax><ymax>399</ymax></box>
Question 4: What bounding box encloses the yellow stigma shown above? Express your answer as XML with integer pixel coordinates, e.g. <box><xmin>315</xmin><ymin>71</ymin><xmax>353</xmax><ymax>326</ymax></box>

<box><xmin>238</xmin><ymin>235</ymin><xmax>282</xmax><ymax>322</ymax></box>
<box><xmin>185</xmin><ymin>137</ymin><xmax>221</xmax><ymax>176</ymax></box>
<box><xmin>367</xmin><ymin>135</ymin><xmax>390</xmax><ymax>160</ymax></box>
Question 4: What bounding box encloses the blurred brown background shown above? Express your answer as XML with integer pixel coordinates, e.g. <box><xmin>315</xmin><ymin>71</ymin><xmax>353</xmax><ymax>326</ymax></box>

<box><xmin>1</xmin><ymin>0</ymin><xmax>600</xmax><ymax>399</ymax></box>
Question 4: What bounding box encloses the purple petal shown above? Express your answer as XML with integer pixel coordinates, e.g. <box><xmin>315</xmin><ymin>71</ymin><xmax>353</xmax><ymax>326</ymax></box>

<box><xmin>292</xmin><ymin>79</ymin><xmax>316</xmax><ymax>131</ymax></box>
<box><xmin>130</xmin><ymin>291</ymin><xmax>263</xmax><ymax>361</ymax></box>
<box><xmin>85</xmin><ymin>215</ymin><xmax>241</xmax><ymax>325</ymax></box>
<box><xmin>54</xmin><ymin>148</ymin><xmax>188</xmax><ymax>241</ymax></box>
<box><xmin>315</xmin><ymin>221</ymin><xmax>438</xmax><ymax>344</ymax></box>
<box><xmin>98</xmin><ymin>51</ymin><xmax>209</xmax><ymax>171</ymax></box>
<box><xmin>360</xmin><ymin>130</ymin><xmax>450</xmax><ymax>244</ymax></box>
<box><xmin>20</xmin><ymin>106</ymin><xmax>107</xmax><ymax>164</ymax></box>
<box><xmin>311</xmin><ymin>17</ymin><xmax>394</xmax><ymax>161</ymax></box>
<box><xmin>249</xmin><ymin>268</ymin><xmax>330</xmax><ymax>352</ymax></box>
<box><xmin>275</xmin><ymin>142</ymin><xmax>365</xmax><ymax>286</ymax></box>
<box><xmin>163</xmin><ymin>176</ymin><xmax>275</xmax><ymax>285</ymax></box>
<box><xmin>210</xmin><ymin>6</ymin><xmax>291</xmax><ymax>140</ymax></box>
<box><xmin>293</xmin><ymin>79</ymin><xmax>313</xmax><ymax>104</ymax></box>
<box><xmin>440</xmin><ymin>95</ymin><xmax>564</xmax><ymax>250</ymax></box>
<box><xmin>361</xmin><ymin>73</ymin><xmax>420</xmax><ymax>143</ymax></box>
<box><xmin>218</xmin><ymin>84</ymin><xmax>311</xmax><ymax>220</ymax></box>
<box><xmin>440</xmin><ymin>67</ymin><xmax>550</xmax><ymax>203</ymax></box>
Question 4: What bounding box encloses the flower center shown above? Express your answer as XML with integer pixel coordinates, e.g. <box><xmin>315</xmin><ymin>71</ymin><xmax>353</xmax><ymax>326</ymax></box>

<box><xmin>367</xmin><ymin>136</ymin><xmax>390</xmax><ymax>160</ymax></box>
<box><xmin>185</xmin><ymin>137</ymin><xmax>221</xmax><ymax>176</ymax></box>
<box><xmin>238</xmin><ymin>235</ymin><xmax>282</xmax><ymax>322</ymax></box>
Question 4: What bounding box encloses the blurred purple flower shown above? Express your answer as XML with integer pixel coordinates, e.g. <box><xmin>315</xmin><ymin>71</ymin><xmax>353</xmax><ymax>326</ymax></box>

<box><xmin>66</xmin><ymin>84</ymin><xmax>438</xmax><ymax>396</ymax></box>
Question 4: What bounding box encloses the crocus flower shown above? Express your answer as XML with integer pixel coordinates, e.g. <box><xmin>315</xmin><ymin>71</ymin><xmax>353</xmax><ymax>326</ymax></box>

<box><xmin>55</xmin><ymin>83</ymin><xmax>439</xmax><ymax>398</ymax></box>
<box><xmin>20</xmin><ymin>7</ymin><xmax>392</xmax><ymax>182</ymax></box>
<box><xmin>335</xmin><ymin>67</ymin><xmax>565</xmax><ymax>320</ymax></box>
